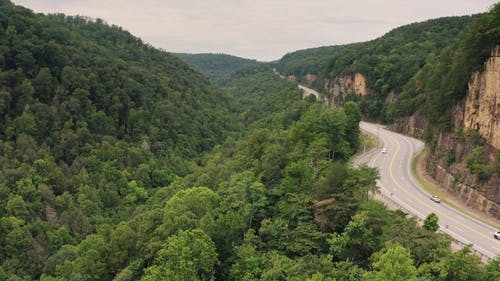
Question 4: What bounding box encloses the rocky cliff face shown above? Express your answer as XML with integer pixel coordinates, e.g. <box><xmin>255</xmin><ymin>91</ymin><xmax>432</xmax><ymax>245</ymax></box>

<box><xmin>425</xmin><ymin>128</ymin><xmax>499</xmax><ymax>218</ymax></box>
<box><xmin>323</xmin><ymin>73</ymin><xmax>368</xmax><ymax>106</ymax></box>
<box><xmin>392</xmin><ymin>47</ymin><xmax>500</xmax><ymax>218</ymax></box>
<box><xmin>461</xmin><ymin>46</ymin><xmax>500</xmax><ymax>149</ymax></box>
<box><xmin>325</xmin><ymin>73</ymin><xmax>367</xmax><ymax>97</ymax></box>
<box><xmin>289</xmin><ymin>73</ymin><xmax>368</xmax><ymax>107</ymax></box>
<box><xmin>390</xmin><ymin>114</ymin><xmax>428</xmax><ymax>139</ymax></box>
<box><xmin>305</xmin><ymin>73</ymin><xmax>317</xmax><ymax>86</ymax></box>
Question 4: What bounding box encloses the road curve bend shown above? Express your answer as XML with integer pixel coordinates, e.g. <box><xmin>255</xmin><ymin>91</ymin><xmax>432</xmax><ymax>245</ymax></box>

<box><xmin>358</xmin><ymin>121</ymin><xmax>499</xmax><ymax>260</ymax></box>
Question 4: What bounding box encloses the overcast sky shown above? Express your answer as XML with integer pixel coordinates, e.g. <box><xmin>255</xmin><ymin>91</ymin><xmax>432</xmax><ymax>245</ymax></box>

<box><xmin>12</xmin><ymin>0</ymin><xmax>498</xmax><ymax>61</ymax></box>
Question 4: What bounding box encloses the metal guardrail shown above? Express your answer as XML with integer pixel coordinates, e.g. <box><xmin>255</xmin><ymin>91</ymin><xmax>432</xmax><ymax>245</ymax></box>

<box><xmin>377</xmin><ymin>192</ymin><xmax>493</xmax><ymax>262</ymax></box>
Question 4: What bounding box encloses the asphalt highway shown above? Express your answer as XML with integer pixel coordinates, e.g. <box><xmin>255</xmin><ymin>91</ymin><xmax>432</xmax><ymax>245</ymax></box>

<box><xmin>358</xmin><ymin>121</ymin><xmax>499</xmax><ymax>260</ymax></box>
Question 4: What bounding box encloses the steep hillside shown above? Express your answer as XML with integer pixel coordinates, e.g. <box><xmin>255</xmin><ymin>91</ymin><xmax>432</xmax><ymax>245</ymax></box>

<box><xmin>175</xmin><ymin>53</ymin><xmax>259</xmax><ymax>84</ymax></box>
<box><xmin>277</xmin><ymin>16</ymin><xmax>473</xmax><ymax>121</ymax></box>
<box><xmin>221</xmin><ymin>63</ymin><xmax>308</xmax><ymax>128</ymax></box>
<box><xmin>276</xmin><ymin>45</ymin><xmax>346</xmax><ymax>88</ymax></box>
<box><xmin>391</xmin><ymin>4</ymin><xmax>500</xmax><ymax>218</ymax></box>
<box><xmin>0</xmin><ymin>1</ymin><xmax>234</xmax><ymax>278</ymax></box>
<box><xmin>0</xmin><ymin>1</ymin><xmax>496</xmax><ymax>280</ymax></box>
<box><xmin>277</xmin><ymin>7</ymin><xmax>499</xmax><ymax>218</ymax></box>
<box><xmin>0</xmin><ymin>3</ymin><xmax>235</xmax><ymax>159</ymax></box>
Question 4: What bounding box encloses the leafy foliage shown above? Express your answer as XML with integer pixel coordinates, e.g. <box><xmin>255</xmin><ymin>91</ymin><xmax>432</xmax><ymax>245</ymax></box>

<box><xmin>423</xmin><ymin>212</ymin><xmax>439</xmax><ymax>232</ymax></box>
<box><xmin>277</xmin><ymin>16</ymin><xmax>474</xmax><ymax>122</ymax></box>
<box><xmin>175</xmin><ymin>53</ymin><xmax>259</xmax><ymax>84</ymax></box>
<box><xmin>399</xmin><ymin>3</ymin><xmax>500</xmax><ymax>128</ymax></box>
<box><xmin>276</xmin><ymin>45</ymin><xmax>347</xmax><ymax>88</ymax></box>
<box><xmin>0</xmin><ymin>1</ymin><xmax>493</xmax><ymax>280</ymax></box>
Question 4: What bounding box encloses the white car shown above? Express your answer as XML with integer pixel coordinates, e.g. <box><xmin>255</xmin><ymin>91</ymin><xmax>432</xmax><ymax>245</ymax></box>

<box><xmin>494</xmin><ymin>231</ymin><xmax>500</xmax><ymax>240</ymax></box>
<box><xmin>430</xmin><ymin>195</ymin><xmax>441</xmax><ymax>203</ymax></box>
<box><xmin>381</xmin><ymin>148</ymin><xmax>387</xmax><ymax>154</ymax></box>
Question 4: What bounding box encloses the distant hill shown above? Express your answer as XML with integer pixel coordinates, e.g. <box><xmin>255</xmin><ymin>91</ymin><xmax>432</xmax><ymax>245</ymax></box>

<box><xmin>276</xmin><ymin>44</ymin><xmax>347</xmax><ymax>86</ymax></box>
<box><xmin>324</xmin><ymin>16</ymin><xmax>475</xmax><ymax>109</ymax></box>
<box><xmin>276</xmin><ymin>16</ymin><xmax>475</xmax><ymax>120</ymax></box>
<box><xmin>175</xmin><ymin>53</ymin><xmax>259</xmax><ymax>84</ymax></box>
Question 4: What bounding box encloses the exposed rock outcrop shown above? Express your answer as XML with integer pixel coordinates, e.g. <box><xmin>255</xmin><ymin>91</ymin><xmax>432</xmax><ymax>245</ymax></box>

<box><xmin>324</xmin><ymin>73</ymin><xmax>368</xmax><ymax>106</ymax></box>
<box><xmin>426</xmin><ymin>129</ymin><xmax>499</xmax><ymax>218</ymax></box>
<box><xmin>305</xmin><ymin>73</ymin><xmax>317</xmax><ymax>85</ymax></box>
<box><xmin>392</xmin><ymin>46</ymin><xmax>500</xmax><ymax>218</ymax></box>
<box><xmin>462</xmin><ymin>46</ymin><xmax>500</xmax><ymax>149</ymax></box>
<box><xmin>390</xmin><ymin>114</ymin><xmax>428</xmax><ymax>139</ymax></box>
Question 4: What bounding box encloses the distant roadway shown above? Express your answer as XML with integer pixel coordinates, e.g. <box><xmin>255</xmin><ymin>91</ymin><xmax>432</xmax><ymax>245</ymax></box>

<box><xmin>358</xmin><ymin>121</ymin><xmax>499</xmax><ymax>260</ymax></box>
<box><xmin>298</xmin><ymin>84</ymin><xmax>321</xmax><ymax>99</ymax></box>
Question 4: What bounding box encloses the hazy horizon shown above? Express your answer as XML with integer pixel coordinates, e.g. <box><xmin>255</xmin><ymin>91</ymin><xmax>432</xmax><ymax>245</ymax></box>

<box><xmin>12</xmin><ymin>0</ymin><xmax>498</xmax><ymax>61</ymax></box>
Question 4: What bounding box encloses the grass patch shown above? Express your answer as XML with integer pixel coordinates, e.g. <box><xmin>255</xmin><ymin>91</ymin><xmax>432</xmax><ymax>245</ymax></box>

<box><xmin>411</xmin><ymin>149</ymin><xmax>440</xmax><ymax>195</ymax></box>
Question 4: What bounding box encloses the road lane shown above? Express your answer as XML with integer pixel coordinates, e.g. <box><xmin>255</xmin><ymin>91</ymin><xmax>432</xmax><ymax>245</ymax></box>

<box><xmin>282</xmin><ymin>80</ymin><xmax>500</xmax><ymax>259</ymax></box>
<box><xmin>298</xmin><ymin>84</ymin><xmax>321</xmax><ymax>99</ymax></box>
<box><xmin>360</xmin><ymin>121</ymin><xmax>499</xmax><ymax>260</ymax></box>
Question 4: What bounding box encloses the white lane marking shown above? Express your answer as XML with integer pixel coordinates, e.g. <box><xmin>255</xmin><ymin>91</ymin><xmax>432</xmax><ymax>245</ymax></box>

<box><xmin>445</xmin><ymin>228</ymin><xmax>472</xmax><ymax>244</ymax></box>
<box><xmin>444</xmin><ymin>227</ymin><xmax>496</xmax><ymax>258</ymax></box>
<box><xmin>398</xmin><ymin>132</ymin><xmax>499</xmax><ymax>233</ymax></box>
<box><xmin>362</xmin><ymin>124</ymin><xmax>499</xmax><ymax>258</ymax></box>
<box><xmin>454</xmin><ymin>227</ymin><xmax>464</xmax><ymax>233</ymax></box>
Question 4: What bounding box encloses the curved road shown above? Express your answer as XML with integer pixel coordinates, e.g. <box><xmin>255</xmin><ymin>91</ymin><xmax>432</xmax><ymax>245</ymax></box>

<box><xmin>359</xmin><ymin>121</ymin><xmax>499</xmax><ymax>260</ymax></box>
<box><xmin>298</xmin><ymin>84</ymin><xmax>321</xmax><ymax>99</ymax></box>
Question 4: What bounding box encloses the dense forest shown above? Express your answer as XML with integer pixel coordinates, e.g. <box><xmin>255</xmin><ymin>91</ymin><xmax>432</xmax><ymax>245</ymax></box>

<box><xmin>0</xmin><ymin>1</ymin><xmax>498</xmax><ymax>281</ymax></box>
<box><xmin>275</xmin><ymin>15</ymin><xmax>474</xmax><ymax>122</ymax></box>
<box><xmin>275</xmin><ymin>4</ymin><xmax>499</xmax><ymax>180</ymax></box>
<box><xmin>394</xmin><ymin>3</ymin><xmax>500</xmax><ymax>127</ymax></box>
<box><xmin>276</xmin><ymin>45</ymin><xmax>347</xmax><ymax>87</ymax></box>
<box><xmin>277</xmin><ymin>4</ymin><xmax>499</xmax><ymax>129</ymax></box>
<box><xmin>175</xmin><ymin>53</ymin><xmax>259</xmax><ymax>84</ymax></box>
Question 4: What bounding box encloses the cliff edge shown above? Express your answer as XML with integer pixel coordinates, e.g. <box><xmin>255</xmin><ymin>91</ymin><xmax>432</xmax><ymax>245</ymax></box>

<box><xmin>393</xmin><ymin>46</ymin><xmax>500</xmax><ymax>218</ymax></box>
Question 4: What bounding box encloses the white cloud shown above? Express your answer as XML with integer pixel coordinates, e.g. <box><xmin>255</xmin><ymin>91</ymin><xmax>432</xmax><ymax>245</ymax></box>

<box><xmin>12</xmin><ymin>0</ymin><xmax>497</xmax><ymax>61</ymax></box>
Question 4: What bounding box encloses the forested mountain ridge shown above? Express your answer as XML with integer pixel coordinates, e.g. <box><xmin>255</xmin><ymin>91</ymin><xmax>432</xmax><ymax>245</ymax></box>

<box><xmin>0</xmin><ymin>1</ymin><xmax>498</xmax><ymax>280</ymax></box>
<box><xmin>391</xmin><ymin>4</ymin><xmax>500</xmax><ymax>218</ymax></box>
<box><xmin>0</xmin><ymin>1</ymin><xmax>235</xmax><ymax>279</ymax></box>
<box><xmin>277</xmin><ymin>44</ymin><xmax>347</xmax><ymax>88</ymax></box>
<box><xmin>0</xmin><ymin>1</ymin><xmax>238</xmax><ymax>159</ymax></box>
<box><xmin>175</xmin><ymin>53</ymin><xmax>259</xmax><ymax>84</ymax></box>
<box><xmin>276</xmin><ymin>5</ymin><xmax>500</xmax><ymax>218</ymax></box>
<box><xmin>276</xmin><ymin>15</ymin><xmax>474</xmax><ymax>120</ymax></box>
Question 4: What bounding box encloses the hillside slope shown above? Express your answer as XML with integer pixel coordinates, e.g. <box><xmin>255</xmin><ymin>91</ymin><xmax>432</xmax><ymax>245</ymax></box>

<box><xmin>0</xmin><ymin>1</ymin><xmax>497</xmax><ymax>280</ymax></box>
<box><xmin>278</xmin><ymin>6</ymin><xmax>499</xmax><ymax>218</ymax></box>
<box><xmin>175</xmin><ymin>53</ymin><xmax>259</xmax><ymax>84</ymax></box>
<box><xmin>276</xmin><ymin>45</ymin><xmax>346</xmax><ymax>88</ymax></box>
<box><xmin>391</xmin><ymin>4</ymin><xmax>499</xmax><ymax>218</ymax></box>
<box><xmin>0</xmin><ymin>1</ymin><xmax>235</xmax><ymax>278</ymax></box>
<box><xmin>277</xmin><ymin>16</ymin><xmax>474</xmax><ymax>120</ymax></box>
